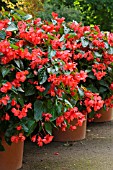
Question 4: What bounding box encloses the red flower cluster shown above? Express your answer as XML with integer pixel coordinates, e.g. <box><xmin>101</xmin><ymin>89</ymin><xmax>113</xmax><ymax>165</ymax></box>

<box><xmin>31</xmin><ymin>134</ymin><xmax>54</xmax><ymax>147</ymax></box>
<box><xmin>84</xmin><ymin>91</ymin><xmax>104</xmax><ymax>113</ymax></box>
<box><xmin>42</xmin><ymin>113</ymin><xmax>52</xmax><ymax>121</ymax></box>
<box><xmin>92</xmin><ymin>63</ymin><xmax>106</xmax><ymax>80</ymax></box>
<box><xmin>56</xmin><ymin>107</ymin><xmax>85</xmax><ymax>131</ymax></box>
<box><xmin>0</xmin><ymin>95</ymin><xmax>10</xmax><ymax>106</ymax></box>
<box><xmin>0</xmin><ymin>19</ymin><xmax>9</xmax><ymax>30</ymax></box>
<box><xmin>11</xmin><ymin>133</ymin><xmax>26</xmax><ymax>143</ymax></box>
<box><xmin>16</xmin><ymin>70</ymin><xmax>29</xmax><ymax>82</ymax></box>
<box><xmin>11</xmin><ymin>103</ymin><xmax>32</xmax><ymax>119</ymax></box>
<box><xmin>0</xmin><ymin>82</ymin><xmax>12</xmax><ymax>93</ymax></box>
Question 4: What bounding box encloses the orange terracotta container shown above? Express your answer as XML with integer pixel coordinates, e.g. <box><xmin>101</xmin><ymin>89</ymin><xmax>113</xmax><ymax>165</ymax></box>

<box><xmin>94</xmin><ymin>108</ymin><xmax>113</xmax><ymax>123</ymax></box>
<box><xmin>0</xmin><ymin>138</ymin><xmax>24</xmax><ymax>170</ymax></box>
<box><xmin>53</xmin><ymin>117</ymin><xmax>87</xmax><ymax>142</ymax></box>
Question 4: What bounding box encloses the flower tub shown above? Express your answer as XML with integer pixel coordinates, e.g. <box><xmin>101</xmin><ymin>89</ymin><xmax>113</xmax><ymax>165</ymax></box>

<box><xmin>53</xmin><ymin>114</ymin><xmax>87</xmax><ymax>142</ymax></box>
<box><xmin>94</xmin><ymin>108</ymin><xmax>113</xmax><ymax>122</ymax></box>
<box><xmin>0</xmin><ymin>136</ymin><xmax>24</xmax><ymax>170</ymax></box>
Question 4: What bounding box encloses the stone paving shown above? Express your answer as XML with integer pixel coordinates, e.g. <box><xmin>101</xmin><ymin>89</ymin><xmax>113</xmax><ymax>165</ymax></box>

<box><xmin>20</xmin><ymin>120</ymin><xmax>113</xmax><ymax>170</ymax></box>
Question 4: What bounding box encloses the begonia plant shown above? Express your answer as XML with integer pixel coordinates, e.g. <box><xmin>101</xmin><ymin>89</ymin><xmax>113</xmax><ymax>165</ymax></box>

<box><xmin>67</xmin><ymin>22</ymin><xmax>113</xmax><ymax>121</ymax></box>
<box><xmin>0</xmin><ymin>11</ymin><xmax>87</xmax><ymax>150</ymax></box>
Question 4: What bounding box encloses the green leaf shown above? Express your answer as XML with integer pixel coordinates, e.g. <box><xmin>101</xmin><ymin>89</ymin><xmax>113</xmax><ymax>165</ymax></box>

<box><xmin>104</xmin><ymin>42</ymin><xmax>109</xmax><ymax>49</ymax></box>
<box><xmin>14</xmin><ymin>60</ymin><xmax>24</xmax><ymax>69</ymax></box>
<box><xmin>56</xmin><ymin>102</ymin><xmax>63</xmax><ymax>115</ymax></box>
<box><xmin>11</xmin><ymin>86</ymin><xmax>18</xmax><ymax>94</ymax></box>
<box><xmin>86</xmin><ymin>69</ymin><xmax>92</xmax><ymax>73</ymax></box>
<box><xmin>51</xmin><ymin>19</ymin><xmax>57</xmax><ymax>25</ymax></box>
<box><xmin>43</xmin><ymin>83</ymin><xmax>50</xmax><ymax>95</ymax></box>
<box><xmin>81</xmin><ymin>37</ymin><xmax>89</xmax><ymax>47</ymax></box>
<box><xmin>94</xmin><ymin>51</ymin><xmax>102</xmax><ymax>58</ymax></box>
<box><xmin>0</xmin><ymin>30</ymin><xmax>6</xmax><ymax>39</ymax></box>
<box><xmin>25</xmin><ymin>84</ymin><xmax>35</xmax><ymax>96</ymax></box>
<box><xmin>12</xmin><ymin>13</ymin><xmax>22</xmax><ymax>21</ymax></box>
<box><xmin>49</xmin><ymin>107</ymin><xmax>57</xmax><ymax>121</ymax></box>
<box><xmin>1</xmin><ymin>67</ymin><xmax>10</xmax><ymax>77</ymax></box>
<box><xmin>5</xmin><ymin>125</ymin><xmax>15</xmax><ymax>140</ymax></box>
<box><xmin>88</xmin><ymin>72</ymin><xmax>96</xmax><ymax>79</ymax></box>
<box><xmin>59</xmin><ymin>34</ymin><xmax>65</xmax><ymax>42</ymax></box>
<box><xmin>54</xmin><ymin>65</ymin><xmax>59</xmax><ymax>72</ymax></box>
<box><xmin>38</xmin><ymin>67</ymin><xmax>47</xmax><ymax>85</ymax></box>
<box><xmin>15</xmin><ymin>10</ymin><xmax>26</xmax><ymax>16</ymax></box>
<box><xmin>48</xmin><ymin>47</ymin><xmax>56</xmax><ymax>59</ymax></box>
<box><xmin>21</xmin><ymin>124</ymin><xmax>29</xmax><ymax>133</ymax></box>
<box><xmin>14</xmin><ymin>60</ymin><xmax>21</xmax><ymax>68</ymax></box>
<box><xmin>19</xmin><ymin>60</ymin><xmax>24</xmax><ymax>69</ymax></box>
<box><xmin>99</xmin><ymin>86</ymin><xmax>108</xmax><ymax>93</ymax></box>
<box><xmin>88</xmin><ymin>110</ymin><xmax>95</xmax><ymax>118</ymax></box>
<box><xmin>68</xmin><ymin>33</ymin><xmax>77</xmax><ymax>39</ymax></box>
<box><xmin>63</xmin><ymin>24</ymin><xmax>70</xmax><ymax>34</ymax></box>
<box><xmin>78</xmin><ymin>87</ymin><xmax>84</xmax><ymax>99</ymax></box>
<box><xmin>26</xmin><ymin>120</ymin><xmax>36</xmax><ymax>136</ymax></box>
<box><xmin>98</xmin><ymin>80</ymin><xmax>109</xmax><ymax>88</ymax></box>
<box><xmin>6</xmin><ymin>22</ymin><xmax>18</xmax><ymax>31</ymax></box>
<box><xmin>47</xmin><ymin>34</ymin><xmax>55</xmax><ymax>40</ymax></box>
<box><xmin>44</xmin><ymin>122</ymin><xmax>52</xmax><ymax>135</ymax></box>
<box><xmin>17</xmin><ymin>95</ymin><xmax>24</xmax><ymax>106</ymax></box>
<box><xmin>48</xmin><ymin>50</ymin><xmax>56</xmax><ymax>59</ymax></box>
<box><xmin>26</xmin><ymin>72</ymin><xmax>34</xmax><ymax>79</ymax></box>
<box><xmin>87</xmin><ymin>85</ymin><xmax>98</xmax><ymax>93</ymax></box>
<box><xmin>108</xmin><ymin>47</ymin><xmax>113</xmax><ymax>54</ymax></box>
<box><xmin>23</xmin><ymin>14</ymin><xmax>32</xmax><ymax>21</ymax></box>
<box><xmin>34</xmin><ymin>100</ymin><xmax>44</xmax><ymax>121</ymax></box>
<box><xmin>10</xmin><ymin>44</ymin><xmax>19</xmax><ymax>50</ymax></box>
<box><xmin>64</xmin><ymin>99</ymin><xmax>73</xmax><ymax>108</ymax></box>
<box><xmin>17</xmin><ymin>87</ymin><xmax>24</xmax><ymax>92</ymax></box>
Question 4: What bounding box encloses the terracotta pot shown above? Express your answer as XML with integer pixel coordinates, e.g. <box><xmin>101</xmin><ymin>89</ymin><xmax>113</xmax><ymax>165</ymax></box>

<box><xmin>0</xmin><ymin>138</ymin><xmax>24</xmax><ymax>170</ymax></box>
<box><xmin>53</xmin><ymin>117</ymin><xmax>87</xmax><ymax>142</ymax></box>
<box><xmin>94</xmin><ymin>108</ymin><xmax>113</xmax><ymax>123</ymax></box>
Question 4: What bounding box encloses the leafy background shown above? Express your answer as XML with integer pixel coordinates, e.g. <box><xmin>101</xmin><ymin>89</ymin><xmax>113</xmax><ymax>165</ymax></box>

<box><xmin>1</xmin><ymin>0</ymin><xmax>113</xmax><ymax>31</ymax></box>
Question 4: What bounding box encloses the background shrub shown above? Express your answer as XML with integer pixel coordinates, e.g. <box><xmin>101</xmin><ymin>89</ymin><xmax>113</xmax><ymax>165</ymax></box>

<box><xmin>37</xmin><ymin>1</ymin><xmax>82</xmax><ymax>23</ymax></box>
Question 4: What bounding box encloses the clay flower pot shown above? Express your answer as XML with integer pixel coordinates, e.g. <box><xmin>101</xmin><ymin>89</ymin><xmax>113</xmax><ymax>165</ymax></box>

<box><xmin>53</xmin><ymin>117</ymin><xmax>87</xmax><ymax>142</ymax></box>
<box><xmin>0</xmin><ymin>138</ymin><xmax>24</xmax><ymax>170</ymax></box>
<box><xmin>94</xmin><ymin>108</ymin><xmax>113</xmax><ymax>123</ymax></box>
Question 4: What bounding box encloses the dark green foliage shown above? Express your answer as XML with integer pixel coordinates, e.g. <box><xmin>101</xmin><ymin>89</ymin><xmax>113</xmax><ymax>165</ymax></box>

<box><xmin>0</xmin><ymin>1</ymin><xmax>7</xmax><ymax>10</ymax></box>
<box><xmin>74</xmin><ymin>0</ymin><xmax>113</xmax><ymax>31</ymax></box>
<box><xmin>37</xmin><ymin>0</ymin><xmax>82</xmax><ymax>23</ymax></box>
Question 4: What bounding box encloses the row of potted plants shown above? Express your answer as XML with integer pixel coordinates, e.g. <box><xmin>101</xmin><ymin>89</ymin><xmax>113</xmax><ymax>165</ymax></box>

<box><xmin>0</xmin><ymin>10</ymin><xmax>113</xmax><ymax>169</ymax></box>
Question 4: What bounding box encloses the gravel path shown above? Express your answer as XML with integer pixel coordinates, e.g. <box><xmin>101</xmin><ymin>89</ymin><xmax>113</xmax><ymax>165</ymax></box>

<box><xmin>20</xmin><ymin>120</ymin><xmax>113</xmax><ymax>170</ymax></box>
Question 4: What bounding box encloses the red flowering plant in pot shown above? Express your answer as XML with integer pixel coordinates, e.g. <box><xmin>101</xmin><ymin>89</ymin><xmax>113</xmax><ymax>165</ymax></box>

<box><xmin>67</xmin><ymin>21</ymin><xmax>113</xmax><ymax>122</ymax></box>
<box><xmin>0</xmin><ymin>10</ymin><xmax>88</xmax><ymax>152</ymax></box>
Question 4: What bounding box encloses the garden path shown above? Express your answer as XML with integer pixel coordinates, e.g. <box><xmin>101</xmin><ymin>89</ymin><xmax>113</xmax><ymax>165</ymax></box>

<box><xmin>20</xmin><ymin>120</ymin><xmax>113</xmax><ymax>170</ymax></box>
